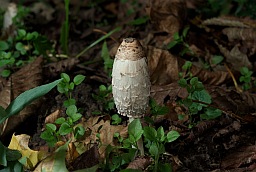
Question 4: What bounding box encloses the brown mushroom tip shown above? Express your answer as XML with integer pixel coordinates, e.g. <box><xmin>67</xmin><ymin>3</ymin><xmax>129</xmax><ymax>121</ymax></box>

<box><xmin>116</xmin><ymin>38</ymin><xmax>145</xmax><ymax>61</ymax></box>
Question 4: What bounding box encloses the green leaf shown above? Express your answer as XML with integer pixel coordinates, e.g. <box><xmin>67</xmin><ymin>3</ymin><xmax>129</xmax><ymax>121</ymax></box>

<box><xmin>182</xmin><ymin>61</ymin><xmax>192</xmax><ymax>70</ymax></box>
<box><xmin>182</xmin><ymin>26</ymin><xmax>190</xmax><ymax>38</ymax></box>
<box><xmin>128</xmin><ymin>16</ymin><xmax>149</xmax><ymax>25</ymax></box>
<box><xmin>15</xmin><ymin>42</ymin><xmax>26</xmax><ymax>55</ymax></box>
<box><xmin>59</xmin><ymin>122</ymin><xmax>72</xmax><ymax>135</ymax></box>
<box><xmin>178</xmin><ymin>78</ymin><xmax>187</xmax><ymax>88</ymax></box>
<box><xmin>200</xmin><ymin>107</ymin><xmax>222</xmax><ymax>120</ymax></box>
<box><xmin>158</xmin><ymin>163</ymin><xmax>172</xmax><ymax>172</ymax></box>
<box><xmin>61</xmin><ymin>73</ymin><xmax>70</xmax><ymax>83</ymax></box>
<box><xmin>149</xmin><ymin>143</ymin><xmax>158</xmax><ymax>157</ymax></box>
<box><xmin>17</xmin><ymin>29</ymin><xmax>26</xmax><ymax>38</ymax></box>
<box><xmin>73</xmin><ymin>75</ymin><xmax>85</xmax><ymax>85</ymax></box>
<box><xmin>111</xmin><ymin>114</ymin><xmax>122</xmax><ymax>125</ymax></box>
<box><xmin>46</xmin><ymin>123</ymin><xmax>57</xmax><ymax>132</ymax></box>
<box><xmin>143</xmin><ymin>126</ymin><xmax>157</xmax><ymax>142</ymax></box>
<box><xmin>0</xmin><ymin>41</ymin><xmax>9</xmax><ymax>51</ymax></box>
<box><xmin>52</xmin><ymin>141</ymin><xmax>69</xmax><ymax>172</ymax></box>
<box><xmin>0</xmin><ymin>69</ymin><xmax>11</xmax><ymax>77</ymax></box>
<box><xmin>63</xmin><ymin>99</ymin><xmax>76</xmax><ymax>108</ymax></box>
<box><xmin>69</xmin><ymin>82</ymin><xmax>74</xmax><ymax>90</ymax></box>
<box><xmin>166</xmin><ymin>130</ymin><xmax>180</xmax><ymax>142</ymax></box>
<box><xmin>211</xmin><ymin>55</ymin><xmax>224</xmax><ymax>65</ymax></box>
<box><xmin>74</xmin><ymin>125</ymin><xmax>85</xmax><ymax>139</ymax></box>
<box><xmin>6</xmin><ymin>148</ymin><xmax>22</xmax><ymax>161</ymax></box>
<box><xmin>173</xmin><ymin>32</ymin><xmax>180</xmax><ymax>40</ymax></box>
<box><xmin>128</xmin><ymin>119</ymin><xmax>143</xmax><ymax>142</ymax></box>
<box><xmin>66</xmin><ymin>105</ymin><xmax>77</xmax><ymax>116</ymax></box>
<box><xmin>0</xmin><ymin>79</ymin><xmax>62</xmax><ymax>124</ymax></box>
<box><xmin>191</xmin><ymin>89</ymin><xmax>212</xmax><ymax>105</ymax></box>
<box><xmin>157</xmin><ymin>126</ymin><xmax>165</xmax><ymax>142</ymax></box>
<box><xmin>70</xmin><ymin>113</ymin><xmax>82</xmax><ymax>122</ymax></box>
<box><xmin>0</xmin><ymin>141</ymin><xmax>7</xmax><ymax>166</ymax></box>
<box><xmin>55</xmin><ymin>117</ymin><xmax>66</xmax><ymax>124</ymax></box>
<box><xmin>166</xmin><ymin>40</ymin><xmax>178</xmax><ymax>49</ymax></box>
<box><xmin>99</xmin><ymin>85</ymin><xmax>107</xmax><ymax>92</ymax></box>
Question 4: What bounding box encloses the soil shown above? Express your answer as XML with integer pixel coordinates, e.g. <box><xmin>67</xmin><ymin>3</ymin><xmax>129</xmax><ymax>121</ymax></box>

<box><xmin>1</xmin><ymin>0</ymin><xmax>256</xmax><ymax>171</ymax></box>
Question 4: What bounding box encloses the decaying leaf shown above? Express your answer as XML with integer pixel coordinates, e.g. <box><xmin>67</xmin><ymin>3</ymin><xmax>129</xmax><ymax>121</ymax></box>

<box><xmin>34</xmin><ymin>142</ymin><xmax>69</xmax><ymax>172</ymax></box>
<box><xmin>147</xmin><ymin>46</ymin><xmax>230</xmax><ymax>86</ymax></box>
<box><xmin>126</xmin><ymin>156</ymin><xmax>151</xmax><ymax>170</ymax></box>
<box><xmin>82</xmin><ymin>116</ymin><xmax>127</xmax><ymax>159</ymax></box>
<box><xmin>0</xmin><ymin>79</ymin><xmax>11</xmax><ymax>135</ymax></box>
<box><xmin>222</xmin><ymin>28</ymin><xmax>256</xmax><ymax>41</ymax></box>
<box><xmin>44</xmin><ymin>109</ymin><xmax>61</xmax><ymax>124</ymax></box>
<box><xmin>202</xmin><ymin>17</ymin><xmax>250</xmax><ymax>28</ymax></box>
<box><xmin>8</xmin><ymin>134</ymin><xmax>48</xmax><ymax>169</ymax></box>
<box><xmin>43</xmin><ymin>58</ymin><xmax>80</xmax><ymax>77</ymax></box>
<box><xmin>215</xmin><ymin>41</ymin><xmax>252</xmax><ymax>70</ymax></box>
<box><xmin>1</xmin><ymin>57</ymin><xmax>43</xmax><ymax>136</ymax></box>
<box><xmin>146</xmin><ymin>0</ymin><xmax>187</xmax><ymax>45</ymax></box>
<box><xmin>221</xmin><ymin>145</ymin><xmax>256</xmax><ymax>170</ymax></box>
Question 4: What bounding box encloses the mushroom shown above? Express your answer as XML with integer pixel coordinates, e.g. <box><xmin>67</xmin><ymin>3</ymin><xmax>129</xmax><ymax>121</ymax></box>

<box><xmin>112</xmin><ymin>38</ymin><xmax>150</xmax><ymax>156</ymax></box>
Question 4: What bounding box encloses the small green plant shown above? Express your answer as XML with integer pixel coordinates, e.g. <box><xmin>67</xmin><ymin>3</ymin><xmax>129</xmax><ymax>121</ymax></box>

<box><xmin>178</xmin><ymin>61</ymin><xmax>222</xmax><ymax>127</ymax></box>
<box><xmin>239</xmin><ymin>67</ymin><xmax>254</xmax><ymax>91</ymax></box>
<box><xmin>167</xmin><ymin>26</ymin><xmax>193</xmax><ymax>56</ymax></box>
<box><xmin>111</xmin><ymin>114</ymin><xmax>122</xmax><ymax>125</ymax></box>
<box><xmin>40</xmin><ymin>73</ymin><xmax>86</xmax><ymax>147</ymax></box>
<box><xmin>144</xmin><ymin>126</ymin><xmax>180</xmax><ymax>172</ymax></box>
<box><xmin>101</xmin><ymin>41</ymin><xmax>114</xmax><ymax>77</ymax></box>
<box><xmin>92</xmin><ymin>84</ymin><xmax>115</xmax><ymax>112</ymax></box>
<box><xmin>0</xmin><ymin>29</ymin><xmax>53</xmax><ymax>77</ymax></box>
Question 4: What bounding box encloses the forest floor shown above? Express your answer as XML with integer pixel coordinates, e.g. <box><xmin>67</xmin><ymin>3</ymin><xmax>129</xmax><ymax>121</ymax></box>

<box><xmin>0</xmin><ymin>0</ymin><xmax>256</xmax><ymax>172</ymax></box>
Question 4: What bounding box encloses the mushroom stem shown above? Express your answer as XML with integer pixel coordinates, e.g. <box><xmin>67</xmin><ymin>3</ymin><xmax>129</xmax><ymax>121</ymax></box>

<box><xmin>129</xmin><ymin>117</ymin><xmax>144</xmax><ymax>156</ymax></box>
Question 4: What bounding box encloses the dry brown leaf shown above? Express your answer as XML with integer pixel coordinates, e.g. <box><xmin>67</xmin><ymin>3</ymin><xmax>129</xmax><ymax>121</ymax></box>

<box><xmin>202</xmin><ymin>17</ymin><xmax>250</xmax><ymax>28</ymax></box>
<box><xmin>43</xmin><ymin>58</ymin><xmax>79</xmax><ymax>77</ymax></box>
<box><xmin>82</xmin><ymin>116</ymin><xmax>127</xmax><ymax>159</ymax></box>
<box><xmin>69</xmin><ymin>144</ymin><xmax>99</xmax><ymax>171</ymax></box>
<box><xmin>147</xmin><ymin>46</ymin><xmax>179</xmax><ymax>85</ymax></box>
<box><xmin>126</xmin><ymin>156</ymin><xmax>151</xmax><ymax>170</ymax></box>
<box><xmin>223</xmin><ymin>28</ymin><xmax>256</xmax><ymax>41</ymax></box>
<box><xmin>221</xmin><ymin>145</ymin><xmax>256</xmax><ymax>169</ymax></box>
<box><xmin>147</xmin><ymin>46</ymin><xmax>230</xmax><ymax>86</ymax></box>
<box><xmin>1</xmin><ymin>57</ymin><xmax>43</xmax><ymax>136</ymax></box>
<box><xmin>216</xmin><ymin>42</ymin><xmax>252</xmax><ymax>70</ymax></box>
<box><xmin>0</xmin><ymin>79</ymin><xmax>11</xmax><ymax>135</ymax></box>
<box><xmin>146</xmin><ymin>0</ymin><xmax>186</xmax><ymax>45</ymax></box>
<box><xmin>44</xmin><ymin>110</ymin><xmax>61</xmax><ymax>124</ymax></box>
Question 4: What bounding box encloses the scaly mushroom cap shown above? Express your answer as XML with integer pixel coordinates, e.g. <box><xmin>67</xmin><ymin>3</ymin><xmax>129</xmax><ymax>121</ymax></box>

<box><xmin>112</xmin><ymin>38</ymin><xmax>150</xmax><ymax>118</ymax></box>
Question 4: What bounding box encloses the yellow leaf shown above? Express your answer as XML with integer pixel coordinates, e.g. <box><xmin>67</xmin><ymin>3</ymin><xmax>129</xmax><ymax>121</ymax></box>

<box><xmin>8</xmin><ymin>134</ymin><xmax>47</xmax><ymax>169</ymax></box>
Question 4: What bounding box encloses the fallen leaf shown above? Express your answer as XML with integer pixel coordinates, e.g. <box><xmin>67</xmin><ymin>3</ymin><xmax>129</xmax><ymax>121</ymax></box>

<box><xmin>8</xmin><ymin>134</ymin><xmax>47</xmax><ymax>170</ymax></box>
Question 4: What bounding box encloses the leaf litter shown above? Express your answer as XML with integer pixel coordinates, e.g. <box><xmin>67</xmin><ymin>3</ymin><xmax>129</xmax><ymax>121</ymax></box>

<box><xmin>0</xmin><ymin>0</ymin><xmax>256</xmax><ymax>171</ymax></box>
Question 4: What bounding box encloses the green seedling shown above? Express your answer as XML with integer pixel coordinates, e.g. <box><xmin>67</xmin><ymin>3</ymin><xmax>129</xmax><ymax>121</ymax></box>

<box><xmin>92</xmin><ymin>84</ymin><xmax>114</xmax><ymax>112</ymax></box>
<box><xmin>0</xmin><ymin>79</ymin><xmax>62</xmax><ymax>171</ymax></box>
<box><xmin>41</xmin><ymin>73</ymin><xmax>86</xmax><ymax>147</ymax></box>
<box><xmin>239</xmin><ymin>67</ymin><xmax>254</xmax><ymax>91</ymax></box>
<box><xmin>144</xmin><ymin>126</ymin><xmax>180</xmax><ymax>172</ymax></box>
<box><xmin>167</xmin><ymin>26</ymin><xmax>193</xmax><ymax>56</ymax></box>
<box><xmin>178</xmin><ymin>61</ymin><xmax>222</xmax><ymax>127</ymax></box>
<box><xmin>101</xmin><ymin>41</ymin><xmax>113</xmax><ymax>77</ymax></box>
<box><xmin>111</xmin><ymin>114</ymin><xmax>122</xmax><ymax>125</ymax></box>
<box><xmin>57</xmin><ymin>73</ymin><xmax>85</xmax><ymax>107</ymax></box>
<box><xmin>0</xmin><ymin>29</ymin><xmax>53</xmax><ymax>77</ymax></box>
<box><xmin>40</xmin><ymin>105</ymin><xmax>85</xmax><ymax>147</ymax></box>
